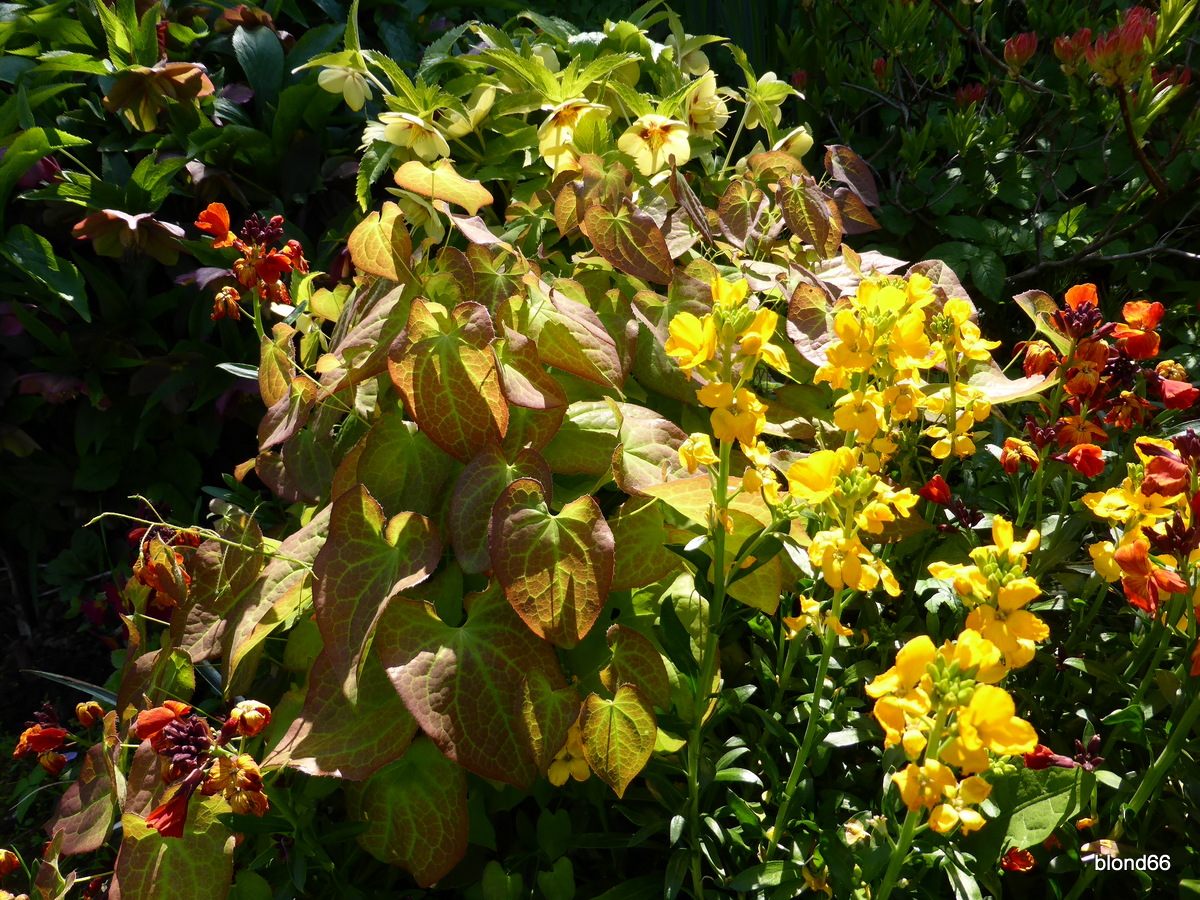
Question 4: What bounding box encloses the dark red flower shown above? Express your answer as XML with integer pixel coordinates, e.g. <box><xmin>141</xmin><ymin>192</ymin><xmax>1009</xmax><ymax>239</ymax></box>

<box><xmin>1001</xmin><ymin>847</ymin><xmax>1036</xmax><ymax>872</ymax></box>
<box><xmin>918</xmin><ymin>475</ymin><xmax>952</xmax><ymax>505</ymax></box>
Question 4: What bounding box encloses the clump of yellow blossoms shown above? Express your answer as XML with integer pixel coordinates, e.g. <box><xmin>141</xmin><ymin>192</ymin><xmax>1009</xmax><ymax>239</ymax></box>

<box><xmin>786</xmin><ymin>447</ymin><xmax>919</xmax><ymax>595</ymax></box>
<box><xmin>668</xmin><ymin>273</ymin><xmax>789</xmax><ymax>509</ymax></box>
<box><xmin>815</xmin><ymin>274</ymin><xmax>1001</xmax><ymax>468</ymax></box>
<box><xmin>867</xmin><ymin>628</ymin><xmax>1038</xmax><ymax>835</ymax></box>
<box><xmin>927</xmin><ymin>516</ymin><xmax>1049</xmax><ymax>668</ymax></box>
<box><xmin>548</xmin><ymin>721</ymin><xmax>590</xmax><ymax>786</ymax></box>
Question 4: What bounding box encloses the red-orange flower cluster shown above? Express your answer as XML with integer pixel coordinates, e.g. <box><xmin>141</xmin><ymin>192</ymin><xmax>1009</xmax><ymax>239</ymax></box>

<box><xmin>194</xmin><ymin>203</ymin><xmax>309</xmax><ymax>314</ymax></box>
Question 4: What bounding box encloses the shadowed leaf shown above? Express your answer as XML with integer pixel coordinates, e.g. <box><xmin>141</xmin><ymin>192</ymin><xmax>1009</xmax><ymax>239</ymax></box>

<box><xmin>111</xmin><ymin>794</ymin><xmax>235</xmax><ymax>900</ymax></box>
<box><xmin>779</xmin><ymin>174</ymin><xmax>842</xmax><ymax>259</ymax></box>
<box><xmin>824</xmin><ymin>144</ymin><xmax>879</xmax><ymax>206</ymax></box>
<box><xmin>601</xmin><ymin>625</ymin><xmax>671</xmax><ymax>709</ymax></box>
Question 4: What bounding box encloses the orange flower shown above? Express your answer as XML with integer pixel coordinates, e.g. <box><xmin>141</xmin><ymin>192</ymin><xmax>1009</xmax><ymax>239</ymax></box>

<box><xmin>1104</xmin><ymin>391</ymin><xmax>1152</xmax><ymax>430</ymax></box>
<box><xmin>1056</xmin><ymin>415</ymin><xmax>1107</xmax><ymax>447</ymax></box>
<box><xmin>135</xmin><ymin>701</ymin><xmax>194</xmax><ymax>752</ymax></box>
<box><xmin>1001</xmin><ymin>847</ymin><xmax>1036</xmax><ymax>872</ymax></box>
<box><xmin>1064</xmin><ymin>283</ymin><xmax>1099</xmax><ymax>310</ymax></box>
<box><xmin>1113</xmin><ymin>539</ymin><xmax>1188</xmax><ymax>615</ymax></box>
<box><xmin>195</xmin><ymin>203</ymin><xmax>236</xmax><ymax>249</ymax></box>
<box><xmin>1021</xmin><ymin>340</ymin><xmax>1059</xmax><ymax>378</ymax></box>
<box><xmin>13</xmin><ymin>724</ymin><xmax>68</xmax><ymax>758</ymax></box>
<box><xmin>1065</xmin><ymin>443</ymin><xmax>1104</xmax><ymax>477</ymax></box>
<box><xmin>1158</xmin><ymin>378</ymin><xmax>1199</xmax><ymax>410</ymax></box>
<box><xmin>1113</xmin><ymin>301</ymin><xmax>1163</xmax><ymax>359</ymax></box>
<box><xmin>1064</xmin><ymin>339</ymin><xmax>1109</xmax><ymax>398</ymax></box>
<box><xmin>145</xmin><ymin>783</ymin><xmax>195</xmax><ymax>839</ymax></box>
<box><xmin>1000</xmin><ymin>437</ymin><xmax>1040</xmax><ymax>474</ymax></box>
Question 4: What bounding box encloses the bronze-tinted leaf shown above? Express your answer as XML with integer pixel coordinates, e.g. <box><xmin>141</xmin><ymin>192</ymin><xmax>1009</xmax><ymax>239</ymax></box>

<box><xmin>490</xmin><ymin>478</ymin><xmax>614</xmax><ymax>648</ymax></box>
<box><xmin>347</xmin><ymin>201</ymin><xmax>413</xmax><ymax>282</ymax></box>
<box><xmin>579</xmin><ymin>685</ymin><xmax>655</xmax><ymax>798</ymax></box>
<box><xmin>832</xmin><ymin>187</ymin><xmax>880</xmax><ymax>235</ymax></box>
<box><xmin>779</xmin><ymin>174</ymin><xmax>842</xmax><ymax>259</ymax></box>
<box><xmin>824</xmin><ymin>144</ymin><xmax>879</xmax><ymax>207</ymax></box>
<box><xmin>580</xmin><ymin>203</ymin><xmax>673</xmax><ymax>284</ymax></box>
<box><xmin>600</xmin><ymin>624</ymin><xmax>671</xmax><ymax>710</ymax></box>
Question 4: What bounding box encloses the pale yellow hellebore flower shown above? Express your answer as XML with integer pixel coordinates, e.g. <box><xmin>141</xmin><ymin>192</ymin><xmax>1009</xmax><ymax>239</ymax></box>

<box><xmin>686</xmin><ymin>72</ymin><xmax>730</xmax><ymax>139</ymax></box>
<box><xmin>617</xmin><ymin>114</ymin><xmax>691</xmax><ymax>176</ymax></box>
<box><xmin>440</xmin><ymin>84</ymin><xmax>497</xmax><ymax>139</ymax></box>
<box><xmin>772</xmin><ymin>124</ymin><xmax>813</xmax><ymax>159</ymax></box>
<box><xmin>379</xmin><ymin>112</ymin><xmax>450</xmax><ymax>161</ymax></box>
<box><xmin>537</xmin><ymin>98</ymin><xmax>610</xmax><ymax>174</ymax></box>
<box><xmin>317</xmin><ymin>65</ymin><xmax>372</xmax><ymax>111</ymax></box>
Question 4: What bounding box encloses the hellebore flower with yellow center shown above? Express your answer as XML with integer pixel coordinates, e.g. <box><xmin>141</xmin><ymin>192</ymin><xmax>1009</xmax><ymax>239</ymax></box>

<box><xmin>678</xmin><ymin>433</ymin><xmax>719</xmax><ymax>474</ymax></box>
<box><xmin>665</xmin><ymin>312</ymin><xmax>717</xmax><ymax>374</ymax></box>
<box><xmin>685</xmin><ymin>71</ymin><xmax>730</xmax><ymax>138</ymax></box>
<box><xmin>378</xmin><ymin>112</ymin><xmax>450</xmax><ymax>161</ymax></box>
<box><xmin>929</xmin><ymin>776</ymin><xmax>992</xmax><ymax>835</ymax></box>
<box><xmin>738</xmin><ymin>308</ymin><xmax>789</xmax><ymax>373</ymax></box>
<box><xmin>538</xmin><ymin>98</ymin><xmax>610</xmax><ymax>174</ymax></box>
<box><xmin>617</xmin><ymin>114</ymin><xmax>691</xmax><ymax>176</ymax></box>
<box><xmin>318</xmin><ymin>65</ymin><xmax>372</xmax><ymax>111</ymax></box>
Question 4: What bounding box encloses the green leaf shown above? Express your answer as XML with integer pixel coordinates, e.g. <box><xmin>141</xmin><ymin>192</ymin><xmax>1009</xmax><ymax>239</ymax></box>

<box><xmin>0</xmin><ymin>224</ymin><xmax>88</xmax><ymax>317</ymax></box>
<box><xmin>377</xmin><ymin>583</ymin><xmax>572</xmax><ymax>788</ymax></box>
<box><xmin>601</xmin><ymin>624</ymin><xmax>671</xmax><ymax>709</ymax></box>
<box><xmin>730</xmin><ymin>861</ymin><xmax>804</xmax><ymax>891</ymax></box>
<box><xmin>449</xmin><ymin>440</ymin><xmax>552</xmax><ymax>574</ymax></box>
<box><xmin>393</xmin><ymin>159</ymin><xmax>493</xmax><ymax>216</ymax></box>
<box><xmin>611</xmin><ymin>411</ymin><xmax>687</xmax><ymax>496</ymax></box>
<box><xmin>390</xmin><ymin>300</ymin><xmax>509</xmax><ymax>463</ymax></box>
<box><xmin>347</xmin><ymin>736</ymin><xmax>468</xmax><ymax>887</ymax></box>
<box><xmin>111</xmin><ymin>794</ymin><xmax>236</xmax><ymax>900</ymax></box>
<box><xmin>490</xmin><ymin>477</ymin><xmax>614</xmax><ymax>648</ymax></box>
<box><xmin>579</xmin><ymin>684</ymin><xmax>656</xmax><ymax>798</ymax></box>
<box><xmin>232</xmin><ymin>25</ymin><xmax>284</xmax><ymax>112</ymax></box>
<box><xmin>349</xmin><ymin>412</ymin><xmax>453</xmax><ymax>519</ymax></box>
<box><xmin>608</xmin><ymin>498</ymin><xmax>680</xmax><ymax>592</ymax></box>
<box><xmin>516</xmin><ymin>278</ymin><xmax>625</xmax><ymax>390</ymax></box>
<box><xmin>519</xmin><ymin>670</ymin><xmax>581</xmax><ymax>775</ymax></box>
<box><xmin>265</xmin><ymin>646</ymin><xmax>417</xmax><ymax>779</ymax></box>
<box><xmin>580</xmin><ymin>203</ymin><xmax>673</xmax><ymax>284</ymax></box>
<box><xmin>313</xmin><ymin>484</ymin><xmax>440</xmax><ymax>704</ymax></box>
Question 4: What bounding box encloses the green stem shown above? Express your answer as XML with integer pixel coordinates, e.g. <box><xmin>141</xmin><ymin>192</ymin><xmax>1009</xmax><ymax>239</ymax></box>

<box><xmin>875</xmin><ymin>808</ymin><xmax>921</xmax><ymax>900</ymax></box>
<box><xmin>719</xmin><ymin>106</ymin><xmax>750</xmax><ymax>176</ymax></box>
<box><xmin>1065</xmin><ymin>685</ymin><xmax>1200</xmax><ymax>900</ymax></box>
<box><xmin>686</xmin><ymin>441</ymin><xmax>732</xmax><ymax>900</ymax></box>
<box><xmin>763</xmin><ymin>588</ymin><xmax>845</xmax><ymax>861</ymax></box>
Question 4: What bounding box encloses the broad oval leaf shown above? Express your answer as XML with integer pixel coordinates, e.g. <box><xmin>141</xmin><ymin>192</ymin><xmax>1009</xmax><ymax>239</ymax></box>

<box><xmin>580</xmin><ymin>203</ymin><xmax>673</xmax><ymax>284</ymax></box>
<box><xmin>393</xmin><ymin>159</ymin><xmax>493</xmax><ymax>216</ymax></box>
<box><xmin>490</xmin><ymin>477</ymin><xmax>614</xmax><ymax>648</ymax></box>
<box><xmin>601</xmin><ymin>625</ymin><xmax>671</xmax><ymax>710</ymax></box>
<box><xmin>347</xmin><ymin>201</ymin><xmax>413</xmax><ymax>281</ymax></box>
<box><xmin>778</xmin><ymin>174</ymin><xmax>842</xmax><ymax>259</ymax></box>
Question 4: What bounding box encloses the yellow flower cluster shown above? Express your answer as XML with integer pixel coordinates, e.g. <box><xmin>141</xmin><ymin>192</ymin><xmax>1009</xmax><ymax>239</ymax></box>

<box><xmin>669</xmin><ymin>274</ymin><xmax>789</xmax><ymax>505</ymax></box>
<box><xmin>786</xmin><ymin>447</ymin><xmax>918</xmax><ymax>595</ymax></box>
<box><xmin>927</xmin><ymin>516</ymin><xmax>1049</xmax><ymax>668</ymax></box>
<box><xmin>782</xmin><ymin>595</ymin><xmax>857</xmax><ymax>641</ymax></box>
<box><xmin>867</xmin><ymin>628</ymin><xmax>1038</xmax><ymax>835</ymax></box>
<box><xmin>815</xmin><ymin>275</ymin><xmax>1001</xmax><ymax>468</ymax></box>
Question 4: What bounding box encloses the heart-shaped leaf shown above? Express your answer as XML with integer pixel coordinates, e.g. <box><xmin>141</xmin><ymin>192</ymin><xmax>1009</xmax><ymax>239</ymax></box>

<box><xmin>347</xmin><ymin>201</ymin><xmax>413</xmax><ymax>282</ymax></box>
<box><xmin>601</xmin><ymin>625</ymin><xmax>671</xmax><ymax>709</ymax></box>
<box><xmin>490</xmin><ymin>478</ymin><xmax>614</xmax><ymax>648</ymax></box>
<box><xmin>581</xmin><ymin>203</ymin><xmax>673</xmax><ymax>284</ymax></box>
<box><xmin>313</xmin><ymin>485</ymin><xmax>440</xmax><ymax>703</ymax></box>
<box><xmin>579</xmin><ymin>684</ymin><xmax>656</xmax><ymax>798</ymax></box>
<box><xmin>779</xmin><ymin>174</ymin><xmax>842</xmax><ymax>259</ymax></box>
<box><xmin>377</xmin><ymin>583</ymin><xmax>572</xmax><ymax>788</ymax></box>
<box><xmin>393</xmin><ymin>159</ymin><xmax>493</xmax><ymax>216</ymax></box>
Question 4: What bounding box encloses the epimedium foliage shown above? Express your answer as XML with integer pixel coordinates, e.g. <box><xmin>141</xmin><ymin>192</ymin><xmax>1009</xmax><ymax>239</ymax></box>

<box><xmin>5</xmin><ymin>4</ymin><xmax>1200</xmax><ymax>900</ymax></box>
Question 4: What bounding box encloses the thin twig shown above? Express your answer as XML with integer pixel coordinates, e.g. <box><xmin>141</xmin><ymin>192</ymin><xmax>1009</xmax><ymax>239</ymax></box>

<box><xmin>1118</xmin><ymin>88</ymin><xmax>1169</xmax><ymax>194</ymax></box>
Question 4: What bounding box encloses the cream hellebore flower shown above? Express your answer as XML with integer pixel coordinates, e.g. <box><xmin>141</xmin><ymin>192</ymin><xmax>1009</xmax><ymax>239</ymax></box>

<box><xmin>537</xmin><ymin>98</ymin><xmax>610</xmax><ymax>174</ymax></box>
<box><xmin>379</xmin><ymin>112</ymin><xmax>450</xmax><ymax>161</ymax></box>
<box><xmin>439</xmin><ymin>84</ymin><xmax>497</xmax><ymax>139</ymax></box>
<box><xmin>773</xmin><ymin>124</ymin><xmax>813</xmax><ymax>159</ymax></box>
<box><xmin>617</xmin><ymin>114</ymin><xmax>691</xmax><ymax>176</ymax></box>
<box><xmin>317</xmin><ymin>65</ymin><xmax>372</xmax><ymax>111</ymax></box>
<box><xmin>745</xmin><ymin>71</ymin><xmax>787</xmax><ymax>130</ymax></box>
<box><xmin>666</xmin><ymin>32</ymin><xmax>709</xmax><ymax>75</ymax></box>
<box><xmin>532</xmin><ymin>43</ymin><xmax>561</xmax><ymax>73</ymax></box>
<box><xmin>686</xmin><ymin>72</ymin><xmax>730</xmax><ymax>139</ymax></box>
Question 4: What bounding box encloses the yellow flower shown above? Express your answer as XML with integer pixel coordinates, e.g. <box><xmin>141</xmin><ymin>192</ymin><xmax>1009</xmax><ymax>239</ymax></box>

<box><xmin>679</xmin><ymin>433</ymin><xmax>719</xmax><ymax>473</ymax></box>
<box><xmin>379</xmin><ymin>112</ymin><xmax>450</xmax><ymax>161</ymax></box>
<box><xmin>548</xmin><ymin>722</ymin><xmax>590</xmax><ymax>786</ymax></box>
<box><xmin>440</xmin><ymin>84</ymin><xmax>497</xmax><ymax>139</ymax></box>
<box><xmin>782</xmin><ymin>596</ymin><xmax>821</xmax><ymax>638</ymax></box>
<box><xmin>738</xmin><ymin>308</ymin><xmax>789</xmax><ymax>373</ymax></box>
<box><xmin>772</xmin><ymin>124</ymin><xmax>814</xmax><ymax>159</ymax></box>
<box><xmin>886</xmin><ymin>310</ymin><xmax>938</xmax><ymax>374</ymax></box>
<box><xmin>892</xmin><ymin>759</ymin><xmax>956</xmax><ymax>811</ymax></box>
<box><xmin>989</xmin><ymin>516</ymin><xmax>1040</xmax><ymax>563</ymax></box>
<box><xmin>953</xmin><ymin>684</ymin><xmax>1038</xmax><ymax>767</ymax></box>
<box><xmin>665</xmin><ymin>312</ymin><xmax>717</xmax><ymax>374</ymax></box>
<box><xmin>685</xmin><ymin>71</ymin><xmax>730</xmax><ymax>138</ymax></box>
<box><xmin>965</xmin><ymin>605</ymin><xmax>1048</xmax><ymax>669</ymax></box>
<box><xmin>538</xmin><ymin>98</ymin><xmax>610</xmax><ymax>174</ymax></box>
<box><xmin>943</xmin><ymin>298</ymin><xmax>1001</xmax><ymax>361</ymax></box>
<box><xmin>711</xmin><ymin>274</ymin><xmax>749</xmax><ymax>309</ymax></box>
<box><xmin>786</xmin><ymin>449</ymin><xmax>852</xmax><ymax>505</ymax></box>
<box><xmin>1089</xmin><ymin>541</ymin><xmax>1122</xmax><ymax>582</ymax></box>
<box><xmin>925</xmin><ymin>426</ymin><xmax>975</xmax><ymax>460</ymax></box>
<box><xmin>702</xmin><ymin>386</ymin><xmax>766</xmax><ymax>447</ymax></box>
<box><xmin>617</xmin><ymin>114</ymin><xmax>691</xmax><ymax>176</ymax></box>
<box><xmin>929</xmin><ymin>776</ymin><xmax>991</xmax><ymax>834</ymax></box>
<box><xmin>867</xmin><ymin>635</ymin><xmax>937</xmax><ymax>698</ymax></box>
<box><xmin>943</xmin><ymin>629</ymin><xmax>1006</xmax><ymax>683</ymax></box>
<box><xmin>833</xmin><ymin>389</ymin><xmax>884</xmax><ymax>442</ymax></box>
